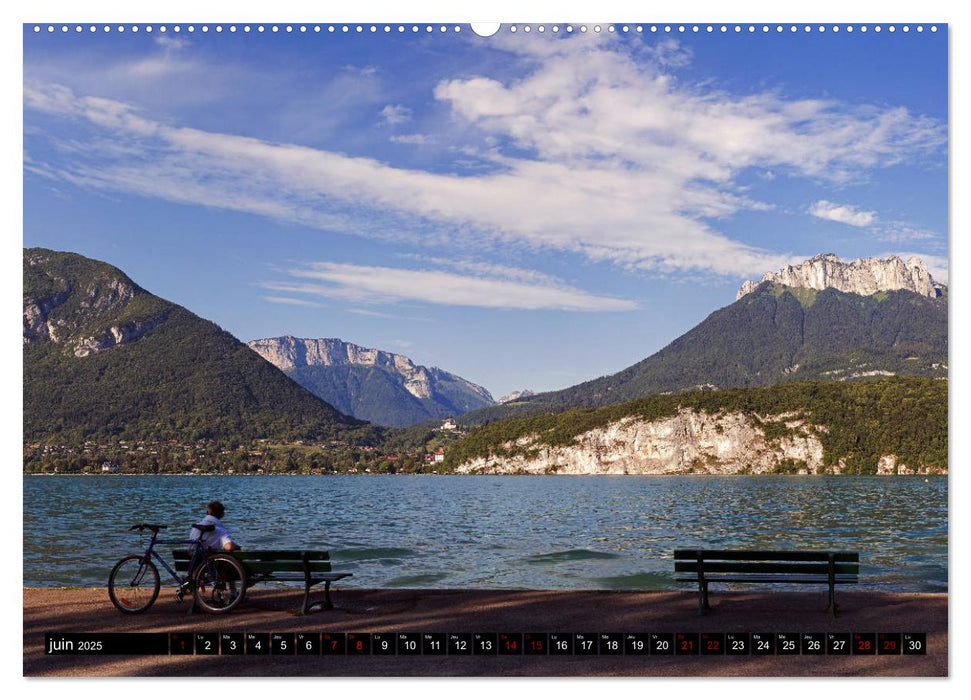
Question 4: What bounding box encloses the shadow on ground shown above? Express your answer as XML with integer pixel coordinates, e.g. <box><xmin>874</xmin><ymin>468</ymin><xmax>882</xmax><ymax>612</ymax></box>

<box><xmin>23</xmin><ymin>588</ymin><xmax>947</xmax><ymax>677</ymax></box>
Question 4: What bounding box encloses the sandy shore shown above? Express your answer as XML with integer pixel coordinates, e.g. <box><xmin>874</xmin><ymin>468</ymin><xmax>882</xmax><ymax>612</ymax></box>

<box><xmin>24</xmin><ymin>587</ymin><xmax>947</xmax><ymax>677</ymax></box>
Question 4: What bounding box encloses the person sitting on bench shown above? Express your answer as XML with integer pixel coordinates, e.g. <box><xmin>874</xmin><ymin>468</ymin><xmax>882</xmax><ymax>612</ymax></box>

<box><xmin>189</xmin><ymin>500</ymin><xmax>242</xmax><ymax>552</ymax></box>
<box><xmin>188</xmin><ymin>500</ymin><xmax>242</xmax><ymax>601</ymax></box>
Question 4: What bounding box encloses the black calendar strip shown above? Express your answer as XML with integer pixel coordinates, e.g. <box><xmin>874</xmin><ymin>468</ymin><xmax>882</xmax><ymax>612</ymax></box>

<box><xmin>45</xmin><ymin>632</ymin><xmax>927</xmax><ymax>656</ymax></box>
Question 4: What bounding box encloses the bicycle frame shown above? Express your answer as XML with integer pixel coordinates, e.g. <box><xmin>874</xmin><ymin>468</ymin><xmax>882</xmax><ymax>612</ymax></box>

<box><xmin>135</xmin><ymin>528</ymin><xmax>208</xmax><ymax>586</ymax></box>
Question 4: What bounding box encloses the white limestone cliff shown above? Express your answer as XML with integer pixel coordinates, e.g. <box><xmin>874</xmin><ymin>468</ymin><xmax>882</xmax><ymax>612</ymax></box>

<box><xmin>456</xmin><ymin>409</ymin><xmax>945</xmax><ymax>476</ymax></box>
<box><xmin>248</xmin><ymin>335</ymin><xmax>494</xmax><ymax>404</ymax></box>
<box><xmin>73</xmin><ymin>315</ymin><xmax>168</xmax><ymax>357</ymax></box>
<box><xmin>737</xmin><ymin>254</ymin><xmax>945</xmax><ymax>300</ymax></box>
<box><xmin>23</xmin><ymin>254</ymin><xmax>157</xmax><ymax>354</ymax></box>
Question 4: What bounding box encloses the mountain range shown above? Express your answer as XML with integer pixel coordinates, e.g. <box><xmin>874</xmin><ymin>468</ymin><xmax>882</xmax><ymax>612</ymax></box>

<box><xmin>459</xmin><ymin>254</ymin><xmax>947</xmax><ymax>425</ymax></box>
<box><xmin>23</xmin><ymin>248</ymin><xmax>370</xmax><ymax>445</ymax></box>
<box><xmin>248</xmin><ymin>336</ymin><xmax>495</xmax><ymax>428</ymax></box>
<box><xmin>23</xmin><ymin>248</ymin><xmax>948</xmax><ymax>475</ymax></box>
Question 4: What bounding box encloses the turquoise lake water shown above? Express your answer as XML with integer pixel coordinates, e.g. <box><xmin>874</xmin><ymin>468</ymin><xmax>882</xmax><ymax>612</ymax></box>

<box><xmin>23</xmin><ymin>475</ymin><xmax>947</xmax><ymax>591</ymax></box>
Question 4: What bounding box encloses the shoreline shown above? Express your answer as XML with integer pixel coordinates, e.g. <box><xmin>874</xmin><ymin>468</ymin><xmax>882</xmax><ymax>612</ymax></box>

<box><xmin>24</xmin><ymin>587</ymin><xmax>947</xmax><ymax>677</ymax></box>
<box><xmin>22</xmin><ymin>472</ymin><xmax>947</xmax><ymax>477</ymax></box>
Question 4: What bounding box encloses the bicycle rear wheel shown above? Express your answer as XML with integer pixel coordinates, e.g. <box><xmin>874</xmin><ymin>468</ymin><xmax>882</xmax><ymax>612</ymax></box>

<box><xmin>192</xmin><ymin>554</ymin><xmax>246</xmax><ymax>614</ymax></box>
<box><xmin>108</xmin><ymin>555</ymin><xmax>160</xmax><ymax>613</ymax></box>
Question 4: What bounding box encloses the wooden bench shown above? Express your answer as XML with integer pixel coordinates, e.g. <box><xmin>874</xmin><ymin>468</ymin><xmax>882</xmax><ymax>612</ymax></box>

<box><xmin>175</xmin><ymin>549</ymin><xmax>352</xmax><ymax>615</ymax></box>
<box><xmin>674</xmin><ymin>549</ymin><xmax>859</xmax><ymax>616</ymax></box>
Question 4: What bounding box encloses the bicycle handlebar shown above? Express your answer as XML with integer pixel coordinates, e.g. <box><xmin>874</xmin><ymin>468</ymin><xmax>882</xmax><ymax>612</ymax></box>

<box><xmin>129</xmin><ymin>523</ymin><xmax>167</xmax><ymax>533</ymax></box>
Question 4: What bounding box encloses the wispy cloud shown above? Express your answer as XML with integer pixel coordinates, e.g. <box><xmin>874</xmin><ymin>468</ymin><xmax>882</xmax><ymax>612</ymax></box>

<box><xmin>806</xmin><ymin>199</ymin><xmax>943</xmax><ymax>248</ymax></box>
<box><xmin>809</xmin><ymin>200</ymin><xmax>877</xmax><ymax>227</ymax></box>
<box><xmin>875</xmin><ymin>225</ymin><xmax>940</xmax><ymax>244</ymax></box>
<box><xmin>264</xmin><ymin>261</ymin><xmax>638</xmax><ymax>312</ymax></box>
<box><xmin>346</xmin><ymin>308</ymin><xmax>433</xmax><ymax>322</ymax></box>
<box><xmin>380</xmin><ymin>104</ymin><xmax>411</xmax><ymax>125</ymax></box>
<box><xmin>262</xmin><ymin>296</ymin><xmax>327</xmax><ymax>308</ymax></box>
<box><xmin>154</xmin><ymin>35</ymin><xmax>189</xmax><ymax>52</ymax></box>
<box><xmin>390</xmin><ymin>133</ymin><xmax>430</xmax><ymax>145</ymax></box>
<box><xmin>399</xmin><ymin>255</ymin><xmax>569</xmax><ymax>286</ymax></box>
<box><xmin>24</xmin><ymin>34</ymin><xmax>944</xmax><ymax>279</ymax></box>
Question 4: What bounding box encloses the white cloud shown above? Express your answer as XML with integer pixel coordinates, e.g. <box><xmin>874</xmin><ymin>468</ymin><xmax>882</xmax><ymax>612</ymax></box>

<box><xmin>401</xmin><ymin>255</ymin><xmax>568</xmax><ymax>286</ymax></box>
<box><xmin>434</xmin><ymin>35</ymin><xmax>942</xmax><ymax>182</ymax></box>
<box><xmin>154</xmin><ymin>36</ymin><xmax>189</xmax><ymax>52</ymax></box>
<box><xmin>380</xmin><ymin>104</ymin><xmax>411</xmax><ymax>125</ymax></box>
<box><xmin>24</xmin><ymin>36</ymin><xmax>292</xmax><ymax>113</ymax></box>
<box><xmin>390</xmin><ymin>134</ymin><xmax>430</xmax><ymax>145</ymax></box>
<box><xmin>809</xmin><ymin>200</ymin><xmax>877</xmax><ymax>227</ymax></box>
<box><xmin>346</xmin><ymin>308</ymin><xmax>433</xmax><ymax>322</ymax></box>
<box><xmin>24</xmin><ymin>35</ymin><xmax>944</xmax><ymax>279</ymax></box>
<box><xmin>263</xmin><ymin>262</ymin><xmax>638</xmax><ymax>312</ymax></box>
<box><xmin>806</xmin><ymin>199</ymin><xmax>943</xmax><ymax>245</ymax></box>
<box><xmin>262</xmin><ymin>296</ymin><xmax>327</xmax><ymax>308</ymax></box>
<box><xmin>875</xmin><ymin>225</ymin><xmax>939</xmax><ymax>243</ymax></box>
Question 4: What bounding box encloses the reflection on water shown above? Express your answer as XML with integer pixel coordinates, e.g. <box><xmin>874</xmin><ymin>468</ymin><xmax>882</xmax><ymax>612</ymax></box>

<box><xmin>23</xmin><ymin>475</ymin><xmax>947</xmax><ymax>592</ymax></box>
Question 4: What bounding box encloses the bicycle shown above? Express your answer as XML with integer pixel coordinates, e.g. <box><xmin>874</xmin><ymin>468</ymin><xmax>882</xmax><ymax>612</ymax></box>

<box><xmin>108</xmin><ymin>523</ymin><xmax>247</xmax><ymax>614</ymax></box>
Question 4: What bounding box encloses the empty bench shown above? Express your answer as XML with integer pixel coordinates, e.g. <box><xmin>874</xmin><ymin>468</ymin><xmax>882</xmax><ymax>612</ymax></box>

<box><xmin>674</xmin><ymin>549</ymin><xmax>859</xmax><ymax>616</ymax></box>
<box><xmin>175</xmin><ymin>549</ymin><xmax>352</xmax><ymax>615</ymax></box>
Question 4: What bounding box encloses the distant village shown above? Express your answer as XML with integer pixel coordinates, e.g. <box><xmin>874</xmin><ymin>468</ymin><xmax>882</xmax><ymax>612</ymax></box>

<box><xmin>24</xmin><ymin>418</ymin><xmax>464</xmax><ymax>475</ymax></box>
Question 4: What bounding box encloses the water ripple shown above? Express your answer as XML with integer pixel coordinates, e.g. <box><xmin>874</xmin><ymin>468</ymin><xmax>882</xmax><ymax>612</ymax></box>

<box><xmin>23</xmin><ymin>475</ymin><xmax>947</xmax><ymax>592</ymax></box>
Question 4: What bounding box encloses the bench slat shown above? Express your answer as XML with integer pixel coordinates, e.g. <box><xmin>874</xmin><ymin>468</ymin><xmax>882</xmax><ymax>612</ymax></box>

<box><xmin>676</xmin><ymin>575</ymin><xmax>858</xmax><ymax>583</ymax></box>
<box><xmin>250</xmin><ymin>572</ymin><xmax>353</xmax><ymax>582</ymax></box>
<box><xmin>675</xmin><ymin>561</ymin><xmax>859</xmax><ymax>575</ymax></box>
<box><xmin>232</xmin><ymin>550</ymin><xmax>331</xmax><ymax>560</ymax></box>
<box><xmin>173</xmin><ymin>550</ymin><xmax>331</xmax><ymax>559</ymax></box>
<box><xmin>172</xmin><ymin>550</ymin><xmax>334</xmax><ymax>575</ymax></box>
<box><xmin>673</xmin><ymin>550</ymin><xmax>858</xmax><ymax>562</ymax></box>
<box><xmin>240</xmin><ymin>562</ymin><xmax>332</xmax><ymax>575</ymax></box>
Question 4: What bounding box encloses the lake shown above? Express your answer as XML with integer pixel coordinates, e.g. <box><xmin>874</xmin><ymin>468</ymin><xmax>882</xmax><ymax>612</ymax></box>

<box><xmin>23</xmin><ymin>475</ymin><xmax>947</xmax><ymax>591</ymax></box>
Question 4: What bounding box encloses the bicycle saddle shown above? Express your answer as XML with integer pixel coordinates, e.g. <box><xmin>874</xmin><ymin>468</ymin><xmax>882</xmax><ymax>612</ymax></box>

<box><xmin>191</xmin><ymin>523</ymin><xmax>216</xmax><ymax>533</ymax></box>
<box><xmin>129</xmin><ymin>523</ymin><xmax>167</xmax><ymax>533</ymax></box>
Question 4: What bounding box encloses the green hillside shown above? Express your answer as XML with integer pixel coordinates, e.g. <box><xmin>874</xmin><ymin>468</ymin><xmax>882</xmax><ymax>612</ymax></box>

<box><xmin>460</xmin><ymin>283</ymin><xmax>948</xmax><ymax>425</ymax></box>
<box><xmin>23</xmin><ymin>248</ymin><xmax>375</xmax><ymax>446</ymax></box>
<box><xmin>446</xmin><ymin>377</ymin><xmax>948</xmax><ymax>475</ymax></box>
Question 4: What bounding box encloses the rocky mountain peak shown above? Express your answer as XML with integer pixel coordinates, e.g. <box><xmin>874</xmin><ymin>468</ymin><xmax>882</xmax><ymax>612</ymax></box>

<box><xmin>23</xmin><ymin>248</ymin><xmax>169</xmax><ymax>356</ymax></box>
<box><xmin>248</xmin><ymin>335</ymin><xmax>419</xmax><ymax>374</ymax></box>
<box><xmin>248</xmin><ymin>336</ymin><xmax>496</xmax><ymax>418</ymax></box>
<box><xmin>737</xmin><ymin>253</ymin><xmax>946</xmax><ymax>300</ymax></box>
<box><xmin>499</xmin><ymin>389</ymin><xmax>536</xmax><ymax>404</ymax></box>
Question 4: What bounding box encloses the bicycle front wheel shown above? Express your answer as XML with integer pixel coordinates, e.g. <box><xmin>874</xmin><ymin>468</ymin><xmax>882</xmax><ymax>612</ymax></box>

<box><xmin>108</xmin><ymin>555</ymin><xmax>160</xmax><ymax>613</ymax></box>
<box><xmin>192</xmin><ymin>554</ymin><xmax>246</xmax><ymax>614</ymax></box>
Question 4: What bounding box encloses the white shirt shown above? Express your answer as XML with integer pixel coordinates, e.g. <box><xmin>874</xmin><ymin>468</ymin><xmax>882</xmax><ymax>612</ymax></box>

<box><xmin>189</xmin><ymin>514</ymin><xmax>233</xmax><ymax>551</ymax></box>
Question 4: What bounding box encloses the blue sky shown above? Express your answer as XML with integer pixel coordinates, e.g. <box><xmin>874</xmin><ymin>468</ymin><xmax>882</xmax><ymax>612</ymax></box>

<box><xmin>23</xmin><ymin>24</ymin><xmax>947</xmax><ymax>398</ymax></box>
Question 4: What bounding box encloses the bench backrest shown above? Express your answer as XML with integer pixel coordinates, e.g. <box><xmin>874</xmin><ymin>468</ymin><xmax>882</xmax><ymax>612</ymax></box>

<box><xmin>673</xmin><ymin>550</ymin><xmax>859</xmax><ymax>577</ymax></box>
<box><xmin>173</xmin><ymin>550</ymin><xmax>333</xmax><ymax>576</ymax></box>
